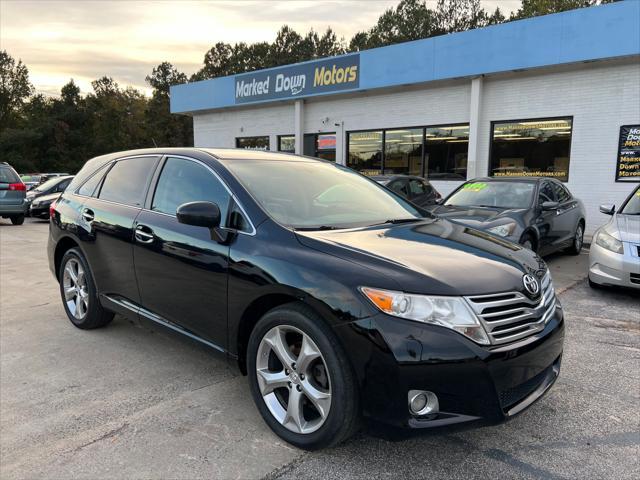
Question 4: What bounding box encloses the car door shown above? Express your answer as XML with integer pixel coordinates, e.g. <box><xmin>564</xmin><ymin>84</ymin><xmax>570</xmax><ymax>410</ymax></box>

<box><xmin>535</xmin><ymin>180</ymin><xmax>561</xmax><ymax>254</ymax></box>
<box><xmin>132</xmin><ymin>156</ymin><xmax>231</xmax><ymax>347</ymax></box>
<box><xmin>77</xmin><ymin>155</ymin><xmax>160</xmax><ymax>306</ymax></box>
<box><xmin>550</xmin><ymin>180</ymin><xmax>580</xmax><ymax>246</ymax></box>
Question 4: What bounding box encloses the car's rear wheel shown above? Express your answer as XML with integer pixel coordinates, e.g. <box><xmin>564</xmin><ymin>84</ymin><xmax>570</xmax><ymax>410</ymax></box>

<box><xmin>59</xmin><ymin>248</ymin><xmax>114</xmax><ymax>329</ymax></box>
<box><xmin>567</xmin><ymin>222</ymin><xmax>584</xmax><ymax>255</ymax></box>
<box><xmin>10</xmin><ymin>215</ymin><xmax>24</xmax><ymax>225</ymax></box>
<box><xmin>247</xmin><ymin>303</ymin><xmax>359</xmax><ymax>450</ymax></box>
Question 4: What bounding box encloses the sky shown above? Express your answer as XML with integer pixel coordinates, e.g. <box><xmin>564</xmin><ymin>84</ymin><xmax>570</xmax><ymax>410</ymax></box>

<box><xmin>0</xmin><ymin>0</ymin><xmax>520</xmax><ymax>97</ymax></box>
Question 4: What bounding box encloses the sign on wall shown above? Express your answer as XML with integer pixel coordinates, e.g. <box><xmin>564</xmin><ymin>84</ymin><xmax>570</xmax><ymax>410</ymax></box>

<box><xmin>616</xmin><ymin>125</ymin><xmax>640</xmax><ymax>182</ymax></box>
<box><xmin>235</xmin><ymin>54</ymin><xmax>360</xmax><ymax>104</ymax></box>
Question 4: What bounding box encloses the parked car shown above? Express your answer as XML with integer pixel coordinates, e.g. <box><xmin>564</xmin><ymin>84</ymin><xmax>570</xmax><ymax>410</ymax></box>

<box><xmin>20</xmin><ymin>174</ymin><xmax>42</xmax><ymax>191</ymax></box>
<box><xmin>49</xmin><ymin>149</ymin><xmax>564</xmax><ymax>450</ymax></box>
<box><xmin>430</xmin><ymin>177</ymin><xmax>586</xmax><ymax>256</ymax></box>
<box><xmin>39</xmin><ymin>172</ymin><xmax>70</xmax><ymax>184</ymax></box>
<box><xmin>25</xmin><ymin>175</ymin><xmax>73</xmax><ymax>216</ymax></box>
<box><xmin>371</xmin><ymin>174</ymin><xmax>441</xmax><ymax>207</ymax></box>
<box><xmin>588</xmin><ymin>185</ymin><xmax>640</xmax><ymax>289</ymax></box>
<box><xmin>0</xmin><ymin>162</ymin><xmax>27</xmax><ymax>225</ymax></box>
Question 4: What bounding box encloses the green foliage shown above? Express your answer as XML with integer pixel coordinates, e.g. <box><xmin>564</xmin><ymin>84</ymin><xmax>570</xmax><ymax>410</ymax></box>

<box><xmin>0</xmin><ymin>0</ymin><xmax>611</xmax><ymax>173</ymax></box>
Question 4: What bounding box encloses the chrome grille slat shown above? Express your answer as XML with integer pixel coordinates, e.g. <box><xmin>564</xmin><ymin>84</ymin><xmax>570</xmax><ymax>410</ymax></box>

<box><xmin>465</xmin><ymin>272</ymin><xmax>557</xmax><ymax>346</ymax></box>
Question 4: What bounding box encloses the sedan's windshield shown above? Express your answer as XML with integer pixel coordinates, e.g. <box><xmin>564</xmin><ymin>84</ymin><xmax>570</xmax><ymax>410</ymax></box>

<box><xmin>620</xmin><ymin>187</ymin><xmax>640</xmax><ymax>215</ymax></box>
<box><xmin>445</xmin><ymin>181</ymin><xmax>535</xmax><ymax>209</ymax></box>
<box><xmin>225</xmin><ymin>160</ymin><xmax>423</xmax><ymax>229</ymax></box>
<box><xmin>35</xmin><ymin>177</ymin><xmax>62</xmax><ymax>192</ymax></box>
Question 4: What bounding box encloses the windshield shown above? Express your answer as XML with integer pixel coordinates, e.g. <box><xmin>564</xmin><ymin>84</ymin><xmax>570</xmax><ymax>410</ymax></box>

<box><xmin>225</xmin><ymin>160</ymin><xmax>422</xmax><ymax>229</ymax></box>
<box><xmin>35</xmin><ymin>177</ymin><xmax>63</xmax><ymax>192</ymax></box>
<box><xmin>620</xmin><ymin>187</ymin><xmax>640</xmax><ymax>215</ymax></box>
<box><xmin>445</xmin><ymin>181</ymin><xmax>535</xmax><ymax>209</ymax></box>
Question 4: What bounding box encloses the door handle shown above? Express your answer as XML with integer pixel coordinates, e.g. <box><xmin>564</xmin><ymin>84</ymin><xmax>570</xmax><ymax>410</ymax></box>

<box><xmin>135</xmin><ymin>225</ymin><xmax>155</xmax><ymax>244</ymax></box>
<box><xmin>82</xmin><ymin>208</ymin><xmax>94</xmax><ymax>222</ymax></box>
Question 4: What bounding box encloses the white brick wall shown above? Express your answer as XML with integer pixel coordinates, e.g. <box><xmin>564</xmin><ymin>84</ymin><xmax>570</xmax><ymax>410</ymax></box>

<box><xmin>192</xmin><ymin>58</ymin><xmax>640</xmax><ymax>236</ymax></box>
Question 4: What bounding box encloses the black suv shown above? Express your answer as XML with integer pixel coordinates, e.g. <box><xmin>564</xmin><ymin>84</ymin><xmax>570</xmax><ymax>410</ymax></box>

<box><xmin>49</xmin><ymin>149</ymin><xmax>564</xmax><ymax>450</ymax></box>
<box><xmin>0</xmin><ymin>162</ymin><xmax>27</xmax><ymax>225</ymax></box>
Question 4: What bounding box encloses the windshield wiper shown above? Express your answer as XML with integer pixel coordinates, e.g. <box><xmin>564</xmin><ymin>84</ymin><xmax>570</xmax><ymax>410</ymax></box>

<box><xmin>369</xmin><ymin>218</ymin><xmax>423</xmax><ymax>227</ymax></box>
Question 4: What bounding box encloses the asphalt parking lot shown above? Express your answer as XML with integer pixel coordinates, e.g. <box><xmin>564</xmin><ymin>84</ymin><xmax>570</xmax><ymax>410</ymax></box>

<box><xmin>1</xmin><ymin>218</ymin><xmax>639</xmax><ymax>479</ymax></box>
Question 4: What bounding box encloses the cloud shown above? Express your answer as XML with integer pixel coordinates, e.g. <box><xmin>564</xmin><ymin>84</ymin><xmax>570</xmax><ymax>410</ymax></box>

<box><xmin>1</xmin><ymin>0</ymin><xmax>517</xmax><ymax>96</ymax></box>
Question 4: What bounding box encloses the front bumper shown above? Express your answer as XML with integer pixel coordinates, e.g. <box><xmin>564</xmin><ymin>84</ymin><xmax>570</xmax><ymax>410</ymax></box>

<box><xmin>336</xmin><ymin>304</ymin><xmax>564</xmax><ymax>428</ymax></box>
<box><xmin>589</xmin><ymin>241</ymin><xmax>640</xmax><ymax>289</ymax></box>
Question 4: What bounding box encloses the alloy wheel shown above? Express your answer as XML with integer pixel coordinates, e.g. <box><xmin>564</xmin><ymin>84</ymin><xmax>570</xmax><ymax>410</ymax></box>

<box><xmin>256</xmin><ymin>325</ymin><xmax>332</xmax><ymax>434</ymax></box>
<box><xmin>62</xmin><ymin>258</ymin><xmax>89</xmax><ymax>320</ymax></box>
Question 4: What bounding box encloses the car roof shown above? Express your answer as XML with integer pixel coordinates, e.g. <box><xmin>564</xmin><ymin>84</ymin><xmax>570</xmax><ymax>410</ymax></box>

<box><xmin>468</xmin><ymin>176</ymin><xmax>547</xmax><ymax>183</ymax></box>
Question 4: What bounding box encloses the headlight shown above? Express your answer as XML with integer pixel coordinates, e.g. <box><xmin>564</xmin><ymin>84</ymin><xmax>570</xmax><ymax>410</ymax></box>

<box><xmin>360</xmin><ymin>287</ymin><xmax>489</xmax><ymax>345</ymax></box>
<box><xmin>595</xmin><ymin>230</ymin><xmax>623</xmax><ymax>254</ymax></box>
<box><xmin>487</xmin><ymin>223</ymin><xmax>516</xmax><ymax>237</ymax></box>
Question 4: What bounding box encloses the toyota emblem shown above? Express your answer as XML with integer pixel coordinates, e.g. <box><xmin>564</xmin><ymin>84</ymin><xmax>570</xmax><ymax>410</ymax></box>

<box><xmin>523</xmin><ymin>274</ymin><xmax>540</xmax><ymax>296</ymax></box>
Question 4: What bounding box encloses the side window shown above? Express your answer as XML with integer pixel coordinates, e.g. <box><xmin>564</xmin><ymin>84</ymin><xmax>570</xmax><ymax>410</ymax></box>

<box><xmin>57</xmin><ymin>179</ymin><xmax>71</xmax><ymax>192</ymax></box>
<box><xmin>152</xmin><ymin>157</ymin><xmax>230</xmax><ymax>222</ymax></box>
<box><xmin>388</xmin><ymin>180</ymin><xmax>407</xmax><ymax>196</ymax></box>
<box><xmin>77</xmin><ymin>167</ymin><xmax>107</xmax><ymax>197</ymax></box>
<box><xmin>98</xmin><ymin>156</ymin><xmax>158</xmax><ymax>206</ymax></box>
<box><xmin>551</xmin><ymin>181</ymin><xmax>570</xmax><ymax>203</ymax></box>
<box><xmin>538</xmin><ymin>182</ymin><xmax>556</xmax><ymax>204</ymax></box>
<box><xmin>408</xmin><ymin>179</ymin><xmax>427</xmax><ymax>196</ymax></box>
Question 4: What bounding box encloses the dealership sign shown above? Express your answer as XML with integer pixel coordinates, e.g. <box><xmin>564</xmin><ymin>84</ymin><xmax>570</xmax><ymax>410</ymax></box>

<box><xmin>235</xmin><ymin>54</ymin><xmax>360</xmax><ymax>104</ymax></box>
<box><xmin>616</xmin><ymin>125</ymin><xmax>640</xmax><ymax>182</ymax></box>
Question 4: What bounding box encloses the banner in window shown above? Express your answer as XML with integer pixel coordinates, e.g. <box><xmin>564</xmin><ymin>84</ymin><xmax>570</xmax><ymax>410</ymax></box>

<box><xmin>616</xmin><ymin>125</ymin><xmax>640</xmax><ymax>182</ymax></box>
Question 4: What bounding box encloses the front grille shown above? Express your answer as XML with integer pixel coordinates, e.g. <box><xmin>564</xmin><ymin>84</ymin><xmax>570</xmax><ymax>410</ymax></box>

<box><xmin>631</xmin><ymin>273</ymin><xmax>640</xmax><ymax>285</ymax></box>
<box><xmin>499</xmin><ymin>364</ymin><xmax>552</xmax><ymax>409</ymax></box>
<box><xmin>465</xmin><ymin>272</ymin><xmax>556</xmax><ymax>345</ymax></box>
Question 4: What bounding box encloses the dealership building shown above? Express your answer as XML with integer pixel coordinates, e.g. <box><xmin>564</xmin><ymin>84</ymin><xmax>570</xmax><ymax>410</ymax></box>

<box><xmin>171</xmin><ymin>1</ymin><xmax>640</xmax><ymax>235</ymax></box>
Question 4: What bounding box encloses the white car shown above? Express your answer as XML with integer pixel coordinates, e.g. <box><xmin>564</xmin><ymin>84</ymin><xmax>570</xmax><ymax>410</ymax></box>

<box><xmin>589</xmin><ymin>185</ymin><xmax>640</xmax><ymax>289</ymax></box>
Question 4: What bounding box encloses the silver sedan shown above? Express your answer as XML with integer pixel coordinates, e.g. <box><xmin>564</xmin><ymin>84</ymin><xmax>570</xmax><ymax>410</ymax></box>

<box><xmin>589</xmin><ymin>185</ymin><xmax>640</xmax><ymax>289</ymax></box>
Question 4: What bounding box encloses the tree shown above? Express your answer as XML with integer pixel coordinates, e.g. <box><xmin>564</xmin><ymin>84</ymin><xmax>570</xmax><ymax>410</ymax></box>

<box><xmin>0</xmin><ymin>50</ymin><xmax>34</xmax><ymax>131</ymax></box>
<box><xmin>511</xmin><ymin>0</ymin><xmax>614</xmax><ymax>19</ymax></box>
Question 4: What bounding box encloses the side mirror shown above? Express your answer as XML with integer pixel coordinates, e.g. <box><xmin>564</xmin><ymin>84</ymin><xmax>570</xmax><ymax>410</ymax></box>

<box><xmin>599</xmin><ymin>204</ymin><xmax>615</xmax><ymax>215</ymax></box>
<box><xmin>177</xmin><ymin>201</ymin><xmax>230</xmax><ymax>243</ymax></box>
<box><xmin>541</xmin><ymin>201</ymin><xmax>560</xmax><ymax>211</ymax></box>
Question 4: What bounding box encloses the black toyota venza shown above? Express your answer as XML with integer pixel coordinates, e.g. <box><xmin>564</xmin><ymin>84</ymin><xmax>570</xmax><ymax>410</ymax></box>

<box><xmin>48</xmin><ymin>148</ymin><xmax>564</xmax><ymax>450</ymax></box>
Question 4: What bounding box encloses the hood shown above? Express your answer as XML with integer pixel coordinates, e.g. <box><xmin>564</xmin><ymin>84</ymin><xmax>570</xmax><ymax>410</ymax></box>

<box><xmin>616</xmin><ymin>214</ymin><xmax>640</xmax><ymax>243</ymax></box>
<box><xmin>31</xmin><ymin>192</ymin><xmax>60</xmax><ymax>204</ymax></box>
<box><xmin>295</xmin><ymin>218</ymin><xmax>546</xmax><ymax>296</ymax></box>
<box><xmin>430</xmin><ymin>204</ymin><xmax>526</xmax><ymax>228</ymax></box>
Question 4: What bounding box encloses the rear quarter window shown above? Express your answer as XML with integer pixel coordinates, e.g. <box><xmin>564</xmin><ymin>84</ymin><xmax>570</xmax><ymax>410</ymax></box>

<box><xmin>0</xmin><ymin>167</ymin><xmax>20</xmax><ymax>183</ymax></box>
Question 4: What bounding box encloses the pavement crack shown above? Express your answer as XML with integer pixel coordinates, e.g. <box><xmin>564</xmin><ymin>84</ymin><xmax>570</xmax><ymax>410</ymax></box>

<box><xmin>68</xmin><ymin>423</ymin><xmax>129</xmax><ymax>453</ymax></box>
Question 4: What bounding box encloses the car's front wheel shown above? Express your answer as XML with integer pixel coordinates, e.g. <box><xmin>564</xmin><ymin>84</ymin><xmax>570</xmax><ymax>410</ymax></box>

<box><xmin>247</xmin><ymin>303</ymin><xmax>359</xmax><ymax>450</ymax></box>
<box><xmin>59</xmin><ymin>248</ymin><xmax>114</xmax><ymax>329</ymax></box>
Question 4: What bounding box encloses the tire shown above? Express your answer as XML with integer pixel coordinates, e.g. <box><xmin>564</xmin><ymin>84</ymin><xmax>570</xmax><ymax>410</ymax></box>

<box><xmin>520</xmin><ymin>233</ymin><xmax>536</xmax><ymax>252</ymax></box>
<box><xmin>247</xmin><ymin>302</ymin><xmax>359</xmax><ymax>450</ymax></box>
<box><xmin>10</xmin><ymin>215</ymin><xmax>24</xmax><ymax>225</ymax></box>
<box><xmin>567</xmin><ymin>222</ymin><xmax>584</xmax><ymax>255</ymax></box>
<box><xmin>58</xmin><ymin>248</ymin><xmax>114</xmax><ymax>329</ymax></box>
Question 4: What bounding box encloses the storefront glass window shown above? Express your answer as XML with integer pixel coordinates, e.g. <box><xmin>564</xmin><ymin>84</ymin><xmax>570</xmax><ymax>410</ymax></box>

<box><xmin>425</xmin><ymin>125</ymin><xmax>469</xmax><ymax>180</ymax></box>
<box><xmin>316</xmin><ymin>134</ymin><xmax>336</xmax><ymax>162</ymax></box>
<box><xmin>384</xmin><ymin>129</ymin><xmax>423</xmax><ymax>175</ymax></box>
<box><xmin>347</xmin><ymin>131</ymin><xmax>383</xmax><ymax>175</ymax></box>
<box><xmin>236</xmin><ymin>136</ymin><xmax>270</xmax><ymax>150</ymax></box>
<box><xmin>278</xmin><ymin>135</ymin><xmax>295</xmax><ymax>153</ymax></box>
<box><xmin>490</xmin><ymin>118</ymin><xmax>572</xmax><ymax>182</ymax></box>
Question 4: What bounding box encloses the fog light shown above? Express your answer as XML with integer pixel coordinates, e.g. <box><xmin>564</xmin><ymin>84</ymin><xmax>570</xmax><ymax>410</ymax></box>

<box><xmin>408</xmin><ymin>390</ymin><xmax>439</xmax><ymax>416</ymax></box>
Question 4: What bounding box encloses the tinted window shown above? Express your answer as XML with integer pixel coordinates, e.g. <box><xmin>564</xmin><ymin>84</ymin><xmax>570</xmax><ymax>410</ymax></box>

<box><xmin>551</xmin><ymin>181</ymin><xmax>571</xmax><ymax>202</ymax></box>
<box><xmin>57</xmin><ymin>179</ymin><xmax>71</xmax><ymax>192</ymax></box>
<box><xmin>538</xmin><ymin>182</ymin><xmax>556</xmax><ymax>203</ymax></box>
<box><xmin>387</xmin><ymin>179</ymin><xmax>407</xmax><ymax>195</ymax></box>
<box><xmin>98</xmin><ymin>156</ymin><xmax>158</xmax><ymax>206</ymax></box>
<box><xmin>0</xmin><ymin>166</ymin><xmax>19</xmax><ymax>183</ymax></box>
<box><xmin>425</xmin><ymin>124</ymin><xmax>468</xmax><ymax>180</ymax></box>
<box><xmin>78</xmin><ymin>168</ymin><xmax>106</xmax><ymax>197</ymax></box>
<box><xmin>408</xmin><ymin>179</ymin><xmax>427</xmax><ymax>195</ymax></box>
<box><xmin>152</xmin><ymin>157</ymin><xmax>230</xmax><ymax>221</ymax></box>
